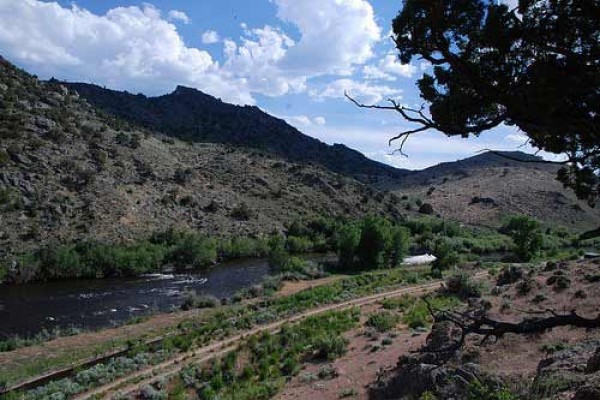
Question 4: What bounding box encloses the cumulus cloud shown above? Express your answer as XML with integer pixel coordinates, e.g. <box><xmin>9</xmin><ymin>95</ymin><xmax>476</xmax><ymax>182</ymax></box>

<box><xmin>168</xmin><ymin>10</ymin><xmax>190</xmax><ymax>24</ymax></box>
<box><xmin>273</xmin><ymin>0</ymin><xmax>381</xmax><ymax>75</ymax></box>
<box><xmin>201</xmin><ymin>30</ymin><xmax>220</xmax><ymax>44</ymax></box>
<box><xmin>315</xmin><ymin>79</ymin><xmax>402</xmax><ymax>104</ymax></box>
<box><xmin>0</xmin><ymin>0</ymin><xmax>388</xmax><ymax>104</ymax></box>
<box><xmin>314</xmin><ymin>116</ymin><xmax>326</xmax><ymax>125</ymax></box>
<box><xmin>363</xmin><ymin>53</ymin><xmax>417</xmax><ymax>81</ymax></box>
<box><xmin>0</xmin><ymin>1</ymin><xmax>254</xmax><ymax>103</ymax></box>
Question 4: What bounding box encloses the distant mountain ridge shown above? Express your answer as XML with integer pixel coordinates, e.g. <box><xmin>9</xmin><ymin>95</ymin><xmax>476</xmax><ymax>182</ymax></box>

<box><xmin>63</xmin><ymin>82</ymin><xmax>405</xmax><ymax>180</ymax></box>
<box><xmin>396</xmin><ymin>150</ymin><xmax>557</xmax><ymax>187</ymax></box>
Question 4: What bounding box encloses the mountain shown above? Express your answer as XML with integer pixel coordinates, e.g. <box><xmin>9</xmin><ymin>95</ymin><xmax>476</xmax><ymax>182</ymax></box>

<box><xmin>383</xmin><ymin>151</ymin><xmax>599</xmax><ymax>230</ymax></box>
<box><xmin>1</xmin><ymin>55</ymin><xmax>598</xmax><ymax>260</ymax></box>
<box><xmin>0</xmin><ymin>56</ymin><xmax>406</xmax><ymax>258</ymax></box>
<box><xmin>63</xmin><ymin>82</ymin><xmax>405</xmax><ymax>180</ymax></box>
<box><xmin>394</xmin><ymin>150</ymin><xmax>558</xmax><ymax>188</ymax></box>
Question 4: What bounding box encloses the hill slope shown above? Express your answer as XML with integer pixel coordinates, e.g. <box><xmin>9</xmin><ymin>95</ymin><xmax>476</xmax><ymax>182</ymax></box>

<box><xmin>63</xmin><ymin>82</ymin><xmax>404</xmax><ymax>180</ymax></box>
<box><xmin>384</xmin><ymin>152</ymin><xmax>600</xmax><ymax>230</ymax></box>
<box><xmin>0</xmin><ymin>57</ymin><xmax>405</xmax><ymax>257</ymax></box>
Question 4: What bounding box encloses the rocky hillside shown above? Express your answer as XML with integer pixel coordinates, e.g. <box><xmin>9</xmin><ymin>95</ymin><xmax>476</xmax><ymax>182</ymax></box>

<box><xmin>384</xmin><ymin>152</ymin><xmax>600</xmax><ymax>230</ymax></box>
<box><xmin>0</xmin><ymin>57</ymin><xmax>405</xmax><ymax>257</ymax></box>
<box><xmin>63</xmin><ymin>82</ymin><xmax>404</xmax><ymax>180</ymax></box>
<box><xmin>1</xmin><ymin>55</ymin><xmax>597</xmax><ymax>258</ymax></box>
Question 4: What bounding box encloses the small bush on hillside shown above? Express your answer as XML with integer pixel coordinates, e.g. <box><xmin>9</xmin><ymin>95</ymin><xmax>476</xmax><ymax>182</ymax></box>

<box><xmin>230</xmin><ymin>202</ymin><xmax>253</xmax><ymax>221</ymax></box>
<box><xmin>445</xmin><ymin>274</ymin><xmax>482</xmax><ymax>299</ymax></box>
<box><xmin>419</xmin><ymin>203</ymin><xmax>434</xmax><ymax>215</ymax></box>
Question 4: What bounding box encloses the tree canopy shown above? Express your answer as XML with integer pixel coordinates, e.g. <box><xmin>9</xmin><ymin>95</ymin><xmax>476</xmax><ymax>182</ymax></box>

<box><xmin>372</xmin><ymin>0</ymin><xmax>599</xmax><ymax>206</ymax></box>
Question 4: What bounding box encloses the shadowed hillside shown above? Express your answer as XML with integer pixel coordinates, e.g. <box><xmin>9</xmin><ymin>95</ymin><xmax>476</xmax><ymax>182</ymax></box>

<box><xmin>63</xmin><ymin>82</ymin><xmax>406</xmax><ymax>180</ymax></box>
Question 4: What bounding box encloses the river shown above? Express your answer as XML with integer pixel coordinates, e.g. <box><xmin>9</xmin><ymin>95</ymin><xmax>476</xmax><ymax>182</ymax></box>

<box><xmin>0</xmin><ymin>257</ymin><xmax>279</xmax><ymax>338</ymax></box>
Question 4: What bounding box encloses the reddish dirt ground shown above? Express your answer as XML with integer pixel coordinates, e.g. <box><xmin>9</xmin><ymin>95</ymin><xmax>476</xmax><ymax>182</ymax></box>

<box><xmin>276</xmin><ymin>303</ymin><xmax>427</xmax><ymax>400</ymax></box>
<box><xmin>277</xmin><ymin>259</ymin><xmax>600</xmax><ymax>399</ymax></box>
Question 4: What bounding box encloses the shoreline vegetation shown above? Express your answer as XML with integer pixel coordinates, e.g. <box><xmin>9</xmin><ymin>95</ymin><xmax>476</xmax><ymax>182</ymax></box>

<box><xmin>0</xmin><ymin>213</ymin><xmax>596</xmax><ymax>353</ymax></box>
<box><xmin>1</xmin><ymin>214</ymin><xmax>596</xmax><ymax>286</ymax></box>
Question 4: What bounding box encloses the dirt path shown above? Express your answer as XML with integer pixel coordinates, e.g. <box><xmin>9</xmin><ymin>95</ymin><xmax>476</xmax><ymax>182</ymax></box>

<box><xmin>75</xmin><ymin>277</ymin><xmax>472</xmax><ymax>400</ymax></box>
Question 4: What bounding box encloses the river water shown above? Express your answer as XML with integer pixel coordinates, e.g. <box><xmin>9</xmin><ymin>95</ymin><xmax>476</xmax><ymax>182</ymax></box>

<box><xmin>0</xmin><ymin>258</ymin><xmax>277</xmax><ymax>338</ymax></box>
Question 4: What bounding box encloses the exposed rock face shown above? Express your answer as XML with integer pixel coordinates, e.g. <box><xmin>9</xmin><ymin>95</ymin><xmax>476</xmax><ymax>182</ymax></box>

<box><xmin>369</xmin><ymin>322</ymin><xmax>494</xmax><ymax>400</ymax></box>
<box><xmin>534</xmin><ymin>340</ymin><xmax>600</xmax><ymax>398</ymax></box>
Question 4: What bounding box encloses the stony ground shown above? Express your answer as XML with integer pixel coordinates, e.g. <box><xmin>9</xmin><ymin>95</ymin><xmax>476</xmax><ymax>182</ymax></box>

<box><xmin>274</xmin><ymin>259</ymin><xmax>600</xmax><ymax>400</ymax></box>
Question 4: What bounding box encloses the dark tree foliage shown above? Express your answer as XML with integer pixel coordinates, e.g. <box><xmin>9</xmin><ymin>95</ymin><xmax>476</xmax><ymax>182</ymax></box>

<box><xmin>371</xmin><ymin>0</ymin><xmax>600</xmax><ymax>206</ymax></box>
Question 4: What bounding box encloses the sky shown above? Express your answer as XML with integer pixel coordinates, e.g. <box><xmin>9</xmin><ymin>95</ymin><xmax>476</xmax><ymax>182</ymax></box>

<box><xmin>0</xmin><ymin>0</ymin><xmax>541</xmax><ymax>170</ymax></box>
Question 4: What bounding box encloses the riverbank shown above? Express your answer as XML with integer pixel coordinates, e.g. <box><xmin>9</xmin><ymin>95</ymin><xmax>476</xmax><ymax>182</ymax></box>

<box><xmin>0</xmin><ymin>266</ymin><xmax>430</xmax><ymax>392</ymax></box>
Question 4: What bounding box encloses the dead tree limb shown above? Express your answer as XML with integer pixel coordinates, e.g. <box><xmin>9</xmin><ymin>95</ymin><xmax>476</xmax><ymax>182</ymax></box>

<box><xmin>423</xmin><ymin>297</ymin><xmax>600</xmax><ymax>353</ymax></box>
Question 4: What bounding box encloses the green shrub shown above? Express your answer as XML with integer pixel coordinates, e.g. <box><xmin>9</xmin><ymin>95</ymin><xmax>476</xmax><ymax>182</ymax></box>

<box><xmin>0</xmin><ymin>150</ymin><xmax>10</xmax><ymax>166</ymax></box>
<box><xmin>167</xmin><ymin>234</ymin><xmax>217</xmax><ymax>271</ymax></box>
<box><xmin>286</xmin><ymin>236</ymin><xmax>313</xmax><ymax>254</ymax></box>
<box><xmin>467</xmin><ymin>380</ymin><xmax>519</xmax><ymax>400</ymax></box>
<box><xmin>445</xmin><ymin>274</ymin><xmax>482</xmax><ymax>299</ymax></box>
<box><xmin>366</xmin><ymin>311</ymin><xmax>400</xmax><ymax>332</ymax></box>
<box><xmin>312</xmin><ymin>334</ymin><xmax>349</xmax><ymax>360</ymax></box>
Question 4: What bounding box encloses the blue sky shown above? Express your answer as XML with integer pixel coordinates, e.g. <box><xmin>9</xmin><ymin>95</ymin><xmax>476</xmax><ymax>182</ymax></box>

<box><xmin>0</xmin><ymin>0</ymin><xmax>538</xmax><ymax>170</ymax></box>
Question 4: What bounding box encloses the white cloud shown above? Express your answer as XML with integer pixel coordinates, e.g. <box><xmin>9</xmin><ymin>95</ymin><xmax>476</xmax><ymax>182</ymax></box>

<box><xmin>201</xmin><ymin>30</ymin><xmax>220</xmax><ymax>44</ymax></box>
<box><xmin>168</xmin><ymin>10</ymin><xmax>190</xmax><ymax>24</ymax></box>
<box><xmin>222</xmin><ymin>25</ymin><xmax>306</xmax><ymax>97</ymax></box>
<box><xmin>0</xmin><ymin>0</ymin><xmax>387</xmax><ymax>104</ymax></box>
<box><xmin>0</xmin><ymin>1</ymin><xmax>255</xmax><ymax>104</ymax></box>
<box><xmin>273</xmin><ymin>0</ymin><xmax>381</xmax><ymax>76</ymax></box>
<box><xmin>316</xmin><ymin>79</ymin><xmax>402</xmax><ymax>104</ymax></box>
<box><xmin>279</xmin><ymin>115</ymin><xmax>327</xmax><ymax>128</ymax></box>
<box><xmin>363</xmin><ymin>53</ymin><xmax>417</xmax><ymax>81</ymax></box>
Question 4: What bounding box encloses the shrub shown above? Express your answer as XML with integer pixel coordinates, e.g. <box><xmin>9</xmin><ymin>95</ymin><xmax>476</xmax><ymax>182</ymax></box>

<box><xmin>0</xmin><ymin>149</ymin><xmax>10</xmax><ymax>166</ymax></box>
<box><xmin>366</xmin><ymin>311</ymin><xmax>400</xmax><ymax>332</ymax></box>
<box><xmin>419</xmin><ymin>203</ymin><xmax>434</xmax><ymax>215</ymax></box>
<box><xmin>230</xmin><ymin>202</ymin><xmax>253</xmax><ymax>221</ymax></box>
<box><xmin>445</xmin><ymin>274</ymin><xmax>482</xmax><ymax>299</ymax></box>
<box><xmin>467</xmin><ymin>380</ymin><xmax>519</xmax><ymax>400</ymax></box>
<box><xmin>181</xmin><ymin>290</ymin><xmax>219</xmax><ymax>310</ymax></box>
<box><xmin>318</xmin><ymin>364</ymin><xmax>339</xmax><ymax>380</ymax></box>
<box><xmin>312</xmin><ymin>335</ymin><xmax>349</xmax><ymax>360</ymax></box>
<box><xmin>516</xmin><ymin>278</ymin><xmax>534</xmax><ymax>295</ymax></box>
<box><xmin>286</xmin><ymin>236</ymin><xmax>313</xmax><ymax>253</ymax></box>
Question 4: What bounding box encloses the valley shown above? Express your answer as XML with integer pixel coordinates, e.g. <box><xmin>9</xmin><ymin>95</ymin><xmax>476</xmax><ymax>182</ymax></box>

<box><xmin>1</xmin><ymin>53</ymin><xmax>599</xmax><ymax>400</ymax></box>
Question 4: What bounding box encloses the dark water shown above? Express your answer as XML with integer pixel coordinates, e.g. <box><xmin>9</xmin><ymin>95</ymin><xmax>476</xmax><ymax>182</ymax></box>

<box><xmin>0</xmin><ymin>258</ymin><xmax>279</xmax><ymax>338</ymax></box>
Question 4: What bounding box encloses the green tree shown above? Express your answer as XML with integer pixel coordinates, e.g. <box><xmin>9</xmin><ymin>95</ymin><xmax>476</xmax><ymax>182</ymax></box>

<box><xmin>337</xmin><ymin>223</ymin><xmax>361</xmax><ymax>269</ymax></box>
<box><xmin>504</xmin><ymin>215</ymin><xmax>543</xmax><ymax>261</ymax></box>
<box><xmin>431</xmin><ymin>239</ymin><xmax>459</xmax><ymax>278</ymax></box>
<box><xmin>367</xmin><ymin>1</ymin><xmax>600</xmax><ymax>208</ymax></box>
<box><xmin>356</xmin><ymin>216</ymin><xmax>392</xmax><ymax>269</ymax></box>
<box><xmin>390</xmin><ymin>226</ymin><xmax>410</xmax><ymax>267</ymax></box>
